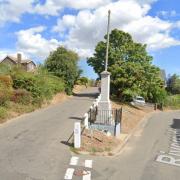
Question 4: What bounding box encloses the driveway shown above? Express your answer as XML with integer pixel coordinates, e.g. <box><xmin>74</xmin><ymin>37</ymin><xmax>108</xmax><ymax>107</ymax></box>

<box><xmin>0</xmin><ymin>87</ymin><xmax>98</xmax><ymax>180</ymax></box>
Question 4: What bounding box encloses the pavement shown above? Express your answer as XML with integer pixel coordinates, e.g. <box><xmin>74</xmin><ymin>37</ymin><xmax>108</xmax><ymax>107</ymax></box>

<box><xmin>0</xmin><ymin>87</ymin><xmax>98</xmax><ymax>180</ymax></box>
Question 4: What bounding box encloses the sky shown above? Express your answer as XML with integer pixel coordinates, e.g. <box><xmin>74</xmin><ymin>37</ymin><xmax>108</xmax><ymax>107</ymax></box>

<box><xmin>0</xmin><ymin>0</ymin><xmax>180</xmax><ymax>79</ymax></box>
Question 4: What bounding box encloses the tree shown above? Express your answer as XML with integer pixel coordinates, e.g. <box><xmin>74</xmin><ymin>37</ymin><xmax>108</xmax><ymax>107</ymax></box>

<box><xmin>76</xmin><ymin>77</ymin><xmax>89</xmax><ymax>87</ymax></box>
<box><xmin>87</xmin><ymin>29</ymin><xmax>165</xmax><ymax>102</ymax></box>
<box><xmin>45</xmin><ymin>46</ymin><xmax>80</xmax><ymax>94</ymax></box>
<box><xmin>167</xmin><ymin>74</ymin><xmax>180</xmax><ymax>94</ymax></box>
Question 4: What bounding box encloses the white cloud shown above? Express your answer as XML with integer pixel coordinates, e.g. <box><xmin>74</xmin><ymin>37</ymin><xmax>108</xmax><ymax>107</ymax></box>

<box><xmin>32</xmin><ymin>0</ymin><xmax>62</xmax><ymax>16</ymax></box>
<box><xmin>0</xmin><ymin>0</ymin><xmax>157</xmax><ymax>25</ymax></box>
<box><xmin>137</xmin><ymin>0</ymin><xmax>157</xmax><ymax>4</ymax></box>
<box><xmin>0</xmin><ymin>50</ymin><xmax>29</xmax><ymax>62</ymax></box>
<box><xmin>16</xmin><ymin>26</ymin><xmax>61</xmax><ymax>59</ymax></box>
<box><xmin>0</xmin><ymin>0</ymin><xmax>113</xmax><ymax>25</ymax></box>
<box><xmin>52</xmin><ymin>0</ymin><xmax>180</xmax><ymax>58</ymax></box>
<box><xmin>157</xmin><ymin>10</ymin><xmax>177</xmax><ymax>18</ymax></box>
<box><xmin>0</xmin><ymin>0</ymin><xmax>33</xmax><ymax>25</ymax></box>
<box><xmin>174</xmin><ymin>21</ymin><xmax>180</xmax><ymax>29</ymax></box>
<box><xmin>64</xmin><ymin>0</ymin><xmax>112</xmax><ymax>9</ymax></box>
<box><xmin>123</xmin><ymin>16</ymin><xmax>173</xmax><ymax>46</ymax></box>
<box><xmin>0</xmin><ymin>50</ymin><xmax>14</xmax><ymax>60</ymax></box>
<box><xmin>32</xmin><ymin>0</ymin><xmax>113</xmax><ymax>16</ymax></box>
<box><xmin>2</xmin><ymin>0</ymin><xmax>180</xmax><ymax>60</ymax></box>
<box><xmin>147</xmin><ymin>34</ymin><xmax>180</xmax><ymax>50</ymax></box>
<box><xmin>53</xmin><ymin>15</ymin><xmax>76</xmax><ymax>33</ymax></box>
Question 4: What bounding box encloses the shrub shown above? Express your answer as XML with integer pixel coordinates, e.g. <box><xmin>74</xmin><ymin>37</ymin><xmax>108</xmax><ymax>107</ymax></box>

<box><xmin>12</xmin><ymin>72</ymin><xmax>42</xmax><ymax>101</ymax></box>
<box><xmin>11</xmin><ymin>89</ymin><xmax>33</xmax><ymax>105</ymax></box>
<box><xmin>76</xmin><ymin>77</ymin><xmax>89</xmax><ymax>86</ymax></box>
<box><xmin>0</xmin><ymin>75</ymin><xmax>13</xmax><ymax>87</ymax></box>
<box><xmin>0</xmin><ymin>64</ymin><xmax>12</xmax><ymax>75</ymax></box>
<box><xmin>164</xmin><ymin>95</ymin><xmax>180</xmax><ymax>109</ymax></box>
<box><xmin>0</xmin><ymin>81</ymin><xmax>13</xmax><ymax>106</ymax></box>
<box><xmin>0</xmin><ymin>106</ymin><xmax>7</xmax><ymax>119</ymax></box>
<box><xmin>11</xmin><ymin>71</ymin><xmax>65</xmax><ymax>105</ymax></box>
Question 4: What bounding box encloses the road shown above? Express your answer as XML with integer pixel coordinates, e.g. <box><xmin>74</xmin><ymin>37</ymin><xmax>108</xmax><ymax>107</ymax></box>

<box><xmin>78</xmin><ymin>110</ymin><xmax>180</xmax><ymax>180</ymax></box>
<box><xmin>1</xmin><ymin>87</ymin><xmax>180</xmax><ymax>180</ymax></box>
<box><xmin>0</xmin><ymin>87</ymin><xmax>98</xmax><ymax>180</ymax></box>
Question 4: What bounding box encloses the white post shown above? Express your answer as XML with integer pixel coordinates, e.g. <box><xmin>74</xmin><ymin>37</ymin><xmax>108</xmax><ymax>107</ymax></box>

<box><xmin>115</xmin><ymin>123</ymin><xmax>121</xmax><ymax>136</ymax></box>
<box><xmin>74</xmin><ymin>122</ymin><xmax>81</xmax><ymax>148</ymax></box>
<box><xmin>84</xmin><ymin>113</ymin><xmax>89</xmax><ymax>129</ymax></box>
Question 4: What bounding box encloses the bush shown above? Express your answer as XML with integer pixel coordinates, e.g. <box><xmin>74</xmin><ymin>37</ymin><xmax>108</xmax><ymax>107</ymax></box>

<box><xmin>0</xmin><ymin>106</ymin><xmax>7</xmax><ymax>119</ymax></box>
<box><xmin>0</xmin><ymin>75</ymin><xmax>13</xmax><ymax>87</ymax></box>
<box><xmin>11</xmin><ymin>71</ymin><xmax>65</xmax><ymax>105</ymax></box>
<box><xmin>11</xmin><ymin>89</ymin><xmax>33</xmax><ymax>105</ymax></box>
<box><xmin>0</xmin><ymin>81</ymin><xmax>13</xmax><ymax>106</ymax></box>
<box><xmin>76</xmin><ymin>77</ymin><xmax>89</xmax><ymax>86</ymax></box>
<box><xmin>164</xmin><ymin>95</ymin><xmax>180</xmax><ymax>109</ymax></box>
<box><xmin>0</xmin><ymin>64</ymin><xmax>12</xmax><ymax>75</ymax></box>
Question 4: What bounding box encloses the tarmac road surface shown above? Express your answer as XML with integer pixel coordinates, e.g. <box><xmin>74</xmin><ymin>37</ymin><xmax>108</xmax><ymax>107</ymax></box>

<box><xmin>82</xmin><ymin>110</ymin><xmax>180</xmax><ymax>180</ymax></box>
<box><xmin>0</xmin><ymin>87</ymin><xmax>98</xmax><ymax>180</ymax></box>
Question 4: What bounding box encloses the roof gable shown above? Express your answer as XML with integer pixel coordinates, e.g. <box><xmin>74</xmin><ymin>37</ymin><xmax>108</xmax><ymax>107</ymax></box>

<box><xmin>1</xmin><ymin>55</ymin><xmax>36</xmax><ymax>66</ymax></box>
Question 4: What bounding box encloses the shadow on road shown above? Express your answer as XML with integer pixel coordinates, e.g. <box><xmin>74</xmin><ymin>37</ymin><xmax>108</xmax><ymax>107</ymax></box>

<box><xmin>170</xmin><ymin>118</ymin><xmax>180</xmax><ymax>145</ymax></box>
<box><xmin>69</xmin><ymin>116</ymin><xmax>83</xmax><ymax>121</ymax></box>
<box><xmin>61</xmin><ymin>140</ymin><xmax>73</xmax><ymax>147</ymax></box>
<box><xmin>171</xmin><ymin>118</ymin><xmax>180</xmax><ymax>129</ymax></box>
<box><xmin>72</xmin><ymin>92</ymin><xmax>99</xmax><ymax>98</ymax></box>
<box><xmin>60</xmin><ymin>131</ymin><xmax>74</xmax><ymax>147</ymax></box>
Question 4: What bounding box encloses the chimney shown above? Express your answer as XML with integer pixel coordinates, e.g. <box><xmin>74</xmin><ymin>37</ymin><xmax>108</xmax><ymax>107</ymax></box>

<box><xmin>17</xmin><ymin>53</ymin><xmax>22</xmax><ymax>64</ymax></box>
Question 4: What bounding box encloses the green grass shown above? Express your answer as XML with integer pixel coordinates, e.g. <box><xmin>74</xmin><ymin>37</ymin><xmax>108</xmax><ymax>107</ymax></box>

<box><xmin>164</xmin><ymin>95</ymin><xmax>180</xmax><ymax>109</ymax></box>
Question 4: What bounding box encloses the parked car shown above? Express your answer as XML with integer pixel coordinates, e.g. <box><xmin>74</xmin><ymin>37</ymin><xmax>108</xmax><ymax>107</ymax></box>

<box><xmin>131</xmin><ymin>96</ymin><xmax>145</xmax><ymax>106</ymax></box>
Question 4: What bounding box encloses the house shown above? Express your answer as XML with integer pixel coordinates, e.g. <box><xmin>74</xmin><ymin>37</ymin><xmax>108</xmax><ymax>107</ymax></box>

<box><xmin>0</xmin><ymin>53</ymin><xmax>36</xmax><ymax>72</ymax></box>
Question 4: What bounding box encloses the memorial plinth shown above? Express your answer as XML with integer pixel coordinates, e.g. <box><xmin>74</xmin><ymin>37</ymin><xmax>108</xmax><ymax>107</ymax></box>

<box><xmin>97</xmin><ymin>71</ymin><xmax>112</xmax><ymax>124</ymax></box>
<box><xmin>98</xmin><ymin>71</ymin><xmax>111</xmax><ymax>110</ymax></box>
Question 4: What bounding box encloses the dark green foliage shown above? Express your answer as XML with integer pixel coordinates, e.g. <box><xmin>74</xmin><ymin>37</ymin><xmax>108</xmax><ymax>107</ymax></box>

<box><xmin>11</xmin><ymin>71</ymin><xmax>64</xmax><ymax>105</ymax></box>
<box><xmin>45</xmin><ymin>46</ymin><xmax>80</xmax><ymax>95</ymax></box>
<box><xmin>167</xmin><ymin>74</ymin><xmax>180</xmax><ymax>94</ymax></box>
<box><xmin>76</xmin><ymin>77</ymin><xmax>89</xmax><ymax>86</ymax></box>
<box><xmin>87</xmin><ymin>29</ymin><xmax>166</xmax><ymax>102</ymax></box>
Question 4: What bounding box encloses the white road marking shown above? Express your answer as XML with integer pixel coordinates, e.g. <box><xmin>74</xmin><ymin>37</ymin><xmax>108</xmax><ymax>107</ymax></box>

<box><xmin>70</xmin><ymin>156</ymin><xmax>79</xmax><ymax>166</ymax></box>
<box><xmin>83</xmin><ymin>171</ymin><xmax>91</xmax><ymax>180</ymax></box>
<box><xmin>85</xmin><ymin>160</ymin><xmax>92</xmax><ymax>168</ymax></box>
<box><xmin>64</xmin><ymin>168</ymin><xmax>74</xmax><ymax>179</ymax></box>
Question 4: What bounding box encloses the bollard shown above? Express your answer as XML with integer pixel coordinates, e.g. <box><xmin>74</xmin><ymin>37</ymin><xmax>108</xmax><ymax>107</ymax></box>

<box><xmin>115</xmin><ymin>123</ymin><xmax>121</xmax><ymax>136</ymax></box>
<box><xmin>74</xmin><ymin>122</ymin><xmax>81</xmax><ymax>148</ymax></box>
<box><xmin>84</xmin><ymin>113</ymin><xmax>89</xmax><ymax>129</ymax></box>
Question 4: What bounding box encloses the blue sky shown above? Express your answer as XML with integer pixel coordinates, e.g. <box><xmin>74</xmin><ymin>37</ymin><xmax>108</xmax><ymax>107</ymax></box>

<box><xmin>0</xmin><ymin>0</ymin><xmax>179</xmax><ymax>79</ymax></box>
